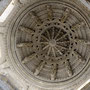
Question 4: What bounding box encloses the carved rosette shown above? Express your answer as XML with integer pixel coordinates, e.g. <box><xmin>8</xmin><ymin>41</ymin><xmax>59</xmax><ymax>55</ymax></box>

<box><xmin>7</xmin><ymin>0</ymin><xmax>90</xmax><ymax>89</ymax></box>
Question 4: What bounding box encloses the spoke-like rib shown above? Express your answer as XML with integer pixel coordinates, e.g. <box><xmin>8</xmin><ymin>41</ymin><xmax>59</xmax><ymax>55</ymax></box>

<box><xmin>19</xmin><ymin>26</ymin><xmax>34</xmax><ymax>34</ymax></box>
<box><xmin>46</xmin><ymin>5</ymin><xmax>53</xmax><ymax>20</ymax></box>
<box><xmin>43</xmin><ymin>45</ymin><xmax>49</xmax><ymax>50</ymax></box>
<box><xmin>71</xmin><ymin>21</ymin><xmax>84</xmax><ymax>30</ymax></box>
<box><xmin>75</xmin><ymin>39</ymin><xmax>90</xmax><ymax>45</ymax></box>
<box><xmin>74</xmin><ymin>51</ymin><xmax>85</xmax><ymax>62</ymax></box>
<box><xmin>47</xmin><ymin>47</ymin><xmax>51</xmax><ymax>55</ymax></box>
<box><xmin>17</xmin><ymin>42</ymin><xmax>33</xmax><ymax>47</ymax></box>
<box><xmin>30</xmin><ymin>11</ymin><xmax>42</xmax><ymax>24</ymax></box>
<box><xmin>51</xmin><ymin>64</ymin><xmax>57</xmax><ymax>80</ymax></box>
<box><xmin>22</xmin><ymin>53</ymin><xmax>36</xmax><ymax>64</ymax></box>
<box><xmin>54</xmin><ymin>30</ymin><xmax>61</xmax><ymax>39</ymax></box>
<box><xmin>52</xmin><ymin>47</ymin><xmax>56</xmax><ymax>57</ymax></box>
<box><xmin>65</xmin><ymin>60</ymin><xmax>73</xmax><ymax>76</ymax></box>
<box><xmin>56</xmin><ymin>44</ymin><xmax>67</xmax><ymax>50</ymax></box>
<box><xmin>41</xmin><ymin>35</ymin><xmax>49</xmax><ymax>41</ymax></box>
<box><xmin>41</xmin><ymin>41</ymin><xmax>48</xmax><ymax>45</ymax></box>
<box><xmin>52</xmin><ymin>27</ymin><xmax>54</xmax><ymax>39</ymax></box>
<box><xmin>34</xmin><ymin>61</ymin><xmax>46</xmax><ymax>76</ymax></box>
<box><xmin>56</xmin><ymin>33</ymin><xmax>68</xmax><ymax>42</ymax></box>
<box><xmin>54</xmin><ymin>47</ymin><xmax>63</xmax><ymax>55</ymax></box>
<box><xmin>61</xmin><ymin>8</ymin><xmax>70</xmax><ymax>23</ymax></box>
<box><xmin>57</xmin><ymin>41</ymin><xmax>70</xmax><ymax>44</ymax></box>
<box><xmin>46</xmin><ymin>30</ymin><xmax>50</xmax><ymax>40</ymax></box>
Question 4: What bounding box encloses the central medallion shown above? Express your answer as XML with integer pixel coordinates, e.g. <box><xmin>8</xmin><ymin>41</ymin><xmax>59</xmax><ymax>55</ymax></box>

<box><xmin>49</xmin><ymin>39</ymin><xmax>56</xmax><ymax>47</ymax></box>
<box><xmin>38</xmin><ymin>26</ymin><xmax>70</xmax><ymax>58</ymax></box>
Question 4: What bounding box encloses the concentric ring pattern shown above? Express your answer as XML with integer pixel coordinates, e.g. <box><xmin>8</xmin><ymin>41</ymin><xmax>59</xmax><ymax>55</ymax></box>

<box><xmin>8</xmin><ymin>0</ymin><xmax>90</xmax><ymax>85</ymax></box>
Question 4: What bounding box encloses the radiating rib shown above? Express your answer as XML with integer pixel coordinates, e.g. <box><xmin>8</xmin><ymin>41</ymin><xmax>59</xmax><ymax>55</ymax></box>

<box><xmin>54</xmin><ymin>47</ymin><xmax>63</xmax><ymax>55</ymax></box>
<box><xmin>41</xmin><ymin>35</ymin><xmax>49</xmax><ymax>41</ymax></box>
<box><xmin>30</xmin><ymin>11</ymin><xmax>42</xmax><ymax>24</ymax></box>
<box><xmin>75</xmin><ymin>39</ymin><xmax>90</xmax><ymax>45</ymax></box>
<box><xmin>41</xmin><ymin>41</ymin><xmax>48</xmax><ymax>45</ymax></box>
<box><xmin>51</xmin><ymin>64</ymin><xmax>57</xmax><ymax>80</ymax></box>
<box><xmin>46</xmin><ymin>5</ymin><xmax>53</xmax><ymax>20</ymax></box>
<box><xmin>57</xmin><ymin>41</ymin><xmax>70</xmax><ymax>44</ymax></box>
<box><xmin>19</xmin><ymin>26</ymin><xmax>34</xmax><ymax>34</ymax></box>
<box><xmin>54</xmin><ymin>30</ymin><xmax>61</xmax><ymax>39</ymax></box>
<box><xmin>34</xmin><ymin>61</ymin><xmax>46</xmax><ymax>76</ymax></box>
<box><xmin>56</xmin><ymin>33</ymin><xmax>68</xmax><ymax>42</ymax></box>
<box><xmin>71</xmin><ymin>21</ymin><xmax>84</xmax><ymax>30</ymax></box>
<box><xmin>46</xmin><ymin>30</ymin><xmax>50</xmax><ymax>40</ymax></box>
<box><xmin>65</xmin><ymin>60</ymin><xmax>73</xmax><ymax>76</ymax></box>
<box><xmin>61</xmin><ymin>8</ymin><xmax>70</xmax><ymax>23</ymax></box>
<box><xmin>47</xmin><ymin>47</ymin><xmax>51</xmax><ymax>55</ymax></box>
<box><xmin>52</xmin><ymin>47</ymin><xmax>56</xmax><ymax>57</ymax></box>
<box><xmin>17</xmin><ymin>42</ymin><xmax>33</xmax><ymax>47</ymax></box>
<box><xmin>56</xmin><ymin>45</ymin><xmax>67</xmax><ymax>50</ymax></box>
<box><xmin>22</xmin><ymin>53</ymin><xmax>36</xmax><ymax>64</ymax></box>
<box><xmin>74</xmin><ymin>51</ymin><xmax>85</xmax><ymax>62</ymax></box>
<box><xmin>43</xmin><ymin>45</ymin><xmax>49</xmax><ymax>50</ymax></box>
<box><xmin>52</xmin><ymin>27</ymin><xmax>55</xmax><ymax>39</ymax></box>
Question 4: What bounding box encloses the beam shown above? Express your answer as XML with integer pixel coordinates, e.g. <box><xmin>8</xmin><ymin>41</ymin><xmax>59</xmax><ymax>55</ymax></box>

<box><xmin>43</xmin><ymin>45</ymin><xmax>49</xmax><ymax>50</ymax></box>
<box><xmin>30</xmin><ymin>11</ymin><xmax>42</xmax><ymax>24</ymax></box>
<box><xmin>51</xmin><ymin>64</ymin><xmax>57</xmax><ymax>80</ymax></box>
<box><xmin>19</xmin><ymin>26</ymin><xmax>34</xmax><ymax>34</ymax></box>
<box><xmin>54</xmin><ymin>47</ymin><xmax>63</xmax><ymax>55</ymax></box>
<box><xmin>22</xmin><ymin>53</ymin><xmax>37</xmax><ymax>64</ymax></box>
<box><xmin>46</xmin><ymin>5</ymin><xmax>53</xmax><ymax>20</ymax></box>
<box><xmin>41</xmin><ymin>35</ymin><xmax>49</xmax><ymax>41</ymax></box>
<box><xmin>61</xmin><ymin>8</ymin><xmax>70</xmax><ymax>23</ymax></box>
<box><xmin>65</xmin><ymin>60</ymin><xmax>73</xmax><ymax>76</ymax></box>
<box><xmin>74</xmin><ymin>51</ymin><xmax>85</xmax><ymax>63</ymax></box>
<box><xmin>56</xmin><ymin>44</ymin><xmax>68</xmax><ymax>50</ymax></box>
<box><xmin>56</xmin><ymin>33</ymin><xmax>68</xmax><ymax>42</ymax></box>
<box><xmin>71</xmin><ymin>21</ymin><xmax>84</xmax><ymax>30</ymax></box>
<box><xmin>75</xmin><ymin>39</ymin><xmax>90</xmax><ymax>45</ymax></box>
<box><xmin>17</xmin><ymin>42</ymin><xmax>33</xmax><ymax>47</ymax></box>
<box><xmin>34</xmin><ymin>61</ymin><xmax>46</xmax><ymax>76</ymax></box>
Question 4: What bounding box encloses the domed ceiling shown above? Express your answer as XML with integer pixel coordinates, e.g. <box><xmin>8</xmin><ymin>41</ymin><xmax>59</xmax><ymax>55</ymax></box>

<box><xmin>6</xmin><ymin>0</ymin><xmax>90</xmax><ymax>89</ymax></box>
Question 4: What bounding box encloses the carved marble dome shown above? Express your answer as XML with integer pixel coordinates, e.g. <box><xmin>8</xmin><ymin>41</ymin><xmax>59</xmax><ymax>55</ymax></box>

<box><xmin>0</xmin><ymin>0</ymin><xmax>90</xmax><ymax>90</ymax></box>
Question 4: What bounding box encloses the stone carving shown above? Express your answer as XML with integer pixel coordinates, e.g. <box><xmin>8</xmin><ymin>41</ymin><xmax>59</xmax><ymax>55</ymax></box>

<box><xmin>74</xmin><ymin>51</ymin><xmax>85</xmax><ymax>63</ymax></box>
<box><xmin>75</xmin><ymin>39</ymin><xmax>90</xmax><ymax>45</ymax></box>
<box><xmin>65</xmin><ymin>60</ymin><xmax>73</xmax><ymax>77</ymax></box>
<box><xmin>30</xmin><ymin>11</ymin><xmax>42</xmax><ymax>25</ymax></box>
<box><xmin>40</xmin><ymin>26</ymin><xmax>69</xmax><ymax>57</ymax></box>
<box><xmin>19</xmin><ymin>26</ymin><xmax>34</xmax><ymax>34</ymax></box>
<box><xmin>15</xmin><ymin>2</ymin><xmax>89</xmax><ymax>83</ymax></box>
<box><xmin>34</xmin><ymin>61</ymin><xmax>45</xmax><ymax>76</ymax></box>
<box><xmin>61</xmin><ymin>8</ymin><xmax>70</xmax><ymax>23</ymax></box>
<box><xmin>56</xmin><ymin>33</ymin><xmax>68</xmax><ymax>42</ymax></box>
<box><xmin>71</xmin><ymin>21</ymin><xmax>84</xmax><ymax>30</ymax></box>
<box><xmin>6</xmin><ymin>0</ymin><xmax>90</xmax><ymax>89</ymax></box>
<box><xmin>46</xmin><ymin>5</ymin><xmax>53</xmax><ymax>20</ymax></box>
<box><xmin>51</xmin><ymin>64</ymin><xmax>57</xmax><ymax>80</ymax></box>
<box><xmin>17</xmin><ymin>42</ymin><xmax>33</xmax><ymax>47</ymax></box>
<box><xmin>22</xmin><ymin>53</ymin><xmax>37</xmax><ymax>64</ymax></box>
